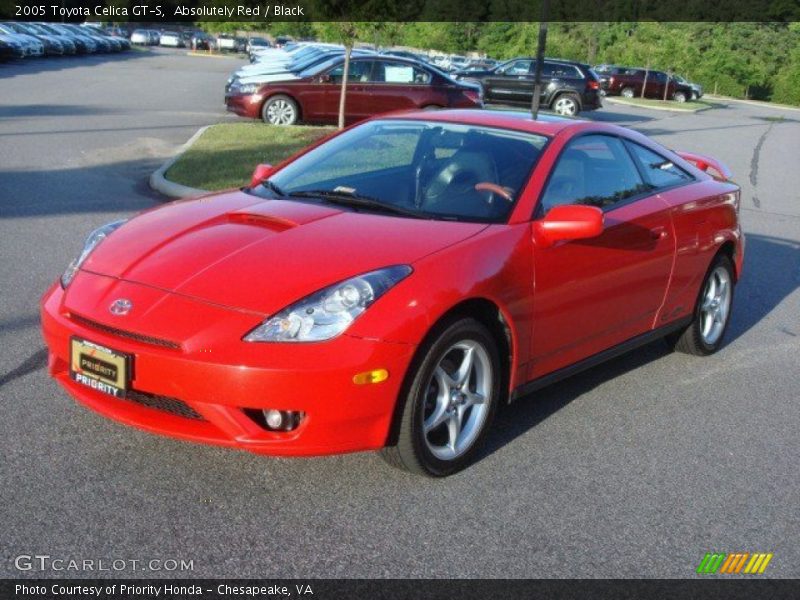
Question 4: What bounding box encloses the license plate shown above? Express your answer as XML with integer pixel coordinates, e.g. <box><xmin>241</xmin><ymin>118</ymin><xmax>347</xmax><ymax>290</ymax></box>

<box><xmin>69</xmin><ymin>337</ymin><xmax>131</xmax><ymax>397</ymax></box>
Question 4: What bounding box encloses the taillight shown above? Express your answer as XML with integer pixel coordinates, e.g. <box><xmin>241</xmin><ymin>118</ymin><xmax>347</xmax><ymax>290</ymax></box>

<box><xmin>609</xmin><ymin>76</ymin><xmax>615</xmax><ymax>85</ymax></box>
<box><xmin>464</xmin><ymin>89</ymin><xmax>482</xmax><ymax>105</ymax></box>
<box><xmin>587</xmin><ymin>80</ymin><xmax>600</xmax><ymax>90</ymax></box>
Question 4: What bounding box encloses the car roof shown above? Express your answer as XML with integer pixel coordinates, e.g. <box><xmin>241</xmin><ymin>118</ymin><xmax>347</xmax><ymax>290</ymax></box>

<box><xmin>372</xmin><ymin>109</ymin><xmax>593</xmax><ymax>137</ymax></box>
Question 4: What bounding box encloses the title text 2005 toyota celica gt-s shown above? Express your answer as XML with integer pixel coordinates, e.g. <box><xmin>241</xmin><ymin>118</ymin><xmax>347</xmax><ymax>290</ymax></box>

<box><xmin>41</xmin><ymin>110</ymin><xmax>743</xmax><ymax>476</ymax></box>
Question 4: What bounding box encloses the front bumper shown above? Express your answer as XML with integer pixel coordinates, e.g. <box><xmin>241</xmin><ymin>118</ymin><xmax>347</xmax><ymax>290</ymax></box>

<box><xmin>41</xmin><ymin>279</ymin><xmax>417</xmax><ymax>456</ymax></box>
<box><xmin>225</xmin><ymin>93</ymin><xmax>263</xmax><ymax>119</ymax></box>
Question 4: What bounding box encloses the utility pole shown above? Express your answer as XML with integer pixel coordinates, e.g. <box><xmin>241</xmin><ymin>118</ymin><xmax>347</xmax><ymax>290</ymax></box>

<box><xmin>531</xmin><ymin>0</ymin><xmax>550</xmax><ymax>120</ymax></box>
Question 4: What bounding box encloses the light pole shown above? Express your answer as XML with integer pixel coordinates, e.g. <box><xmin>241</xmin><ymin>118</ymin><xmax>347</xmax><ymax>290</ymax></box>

<box><xmin>531</xmin><ymin>0</ymin><xmax>550</xmax><ymax>120</ymax></box>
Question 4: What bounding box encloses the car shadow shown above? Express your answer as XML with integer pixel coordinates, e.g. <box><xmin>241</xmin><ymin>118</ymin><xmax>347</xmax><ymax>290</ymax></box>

<box><xmin>0</xmin><ymin>104</ymin><xmax>122</xmax><ymax>119</ymax></box>
<box><xmin>478</xmin><ymin>230</ymin><xmax>799</xmax><ymax>462</ymax></box>
<box><xmin>0</xmin><ymin>49</ymin><xmax>148</xmax><ymax>79</ymax></box>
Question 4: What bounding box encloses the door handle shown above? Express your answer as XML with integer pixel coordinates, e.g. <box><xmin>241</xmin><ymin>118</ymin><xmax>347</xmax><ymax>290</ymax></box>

<box><xmin>649</xmin><ymin>226</ymin><xmax>668</xmax><ymax>240</ymax></box>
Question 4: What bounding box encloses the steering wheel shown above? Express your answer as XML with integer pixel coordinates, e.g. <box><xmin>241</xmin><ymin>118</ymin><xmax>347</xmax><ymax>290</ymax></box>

<box><xmin>475</xmin><ymin>182</ymin><xmax>514</xmax><ymax>203</ymax></box>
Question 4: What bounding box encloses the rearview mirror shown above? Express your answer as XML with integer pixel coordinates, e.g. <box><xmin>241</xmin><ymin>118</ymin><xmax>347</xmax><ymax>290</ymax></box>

<box><xmin>533</xmin><ymin>205</ymin><xmax>604</xmax><ymax>248</ymax></box>
<box><xmin>249</xmin><ymin>163</ymin><xmax>275</xmax><ymax>188</ymax></box>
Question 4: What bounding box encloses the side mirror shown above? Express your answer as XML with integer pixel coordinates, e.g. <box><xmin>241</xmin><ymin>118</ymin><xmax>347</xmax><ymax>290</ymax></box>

<box><xmin>249</xmin><ymin>163</ymin><xmax>275</xmax><ymax>188</ymax></box>
<box><xmin>533</xmin><ymin>205</ymin><xmax>604</xmax><ymax>248</ymax></box>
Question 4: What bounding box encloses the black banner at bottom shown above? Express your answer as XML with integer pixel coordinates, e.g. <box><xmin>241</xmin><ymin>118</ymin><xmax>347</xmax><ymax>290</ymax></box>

<box><xmin>3</xmin><ymin>579</ymin><xmax>800</xmax><ymax>600</ymax></box>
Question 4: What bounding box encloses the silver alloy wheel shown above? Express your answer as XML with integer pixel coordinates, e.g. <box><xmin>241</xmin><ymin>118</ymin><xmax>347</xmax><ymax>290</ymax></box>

<box><xmin>422</xmin><ymin>340</ymin><xmax>492</xmax><ymax>461</ymax></box>
<box><xmin>699</xmin><ymin>266</ymin><xmax>732</xmax><ymax>345</ymax></box>
<box><xmin>622</xmin><ymin>87</ymin><xmax>635</xmax><ymax>98</ymax></box>
<box><xmin>554</xmin><ymin>96</ymin><xmax>578</xmax><ymax>116</ymax></box>
<box><xmin>265</xmin><ymin>99</ymin><xmax>296</xmax><ymax>125</ymax></box>
<box><xmin>674</xmin><ymin>92</ymin><xmax>687</xmax><ymax>103</ymax></box>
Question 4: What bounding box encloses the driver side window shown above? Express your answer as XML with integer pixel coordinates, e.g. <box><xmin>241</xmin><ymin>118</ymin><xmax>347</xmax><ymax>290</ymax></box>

<box><xmin>503</xmin><ymin>60</ymin><xmax>532</xmax><ymax>76</ymax></box>
<box><xmin>328</xmin><ymin>61</ymin><xmax>373</xmax><ymax>84</ymax></box>
<box><xmin>539</xmin><ymin>135</ymin><xmax>647</xmax><ymax>214</ymax></box>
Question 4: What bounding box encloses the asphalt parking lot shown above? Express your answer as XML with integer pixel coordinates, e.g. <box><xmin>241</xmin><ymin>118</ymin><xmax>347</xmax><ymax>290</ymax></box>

<box><xmin>1</xmin><ymin>48</ymin><xmax>798</xmax><ymax>578</ymax></box>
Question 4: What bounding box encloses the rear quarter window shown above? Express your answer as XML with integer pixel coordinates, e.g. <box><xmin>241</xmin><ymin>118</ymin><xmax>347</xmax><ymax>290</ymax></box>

<box><xmin>625</xmin><ymin>141</ymin><xmax>695</xmax><ymax>190</ymax></box>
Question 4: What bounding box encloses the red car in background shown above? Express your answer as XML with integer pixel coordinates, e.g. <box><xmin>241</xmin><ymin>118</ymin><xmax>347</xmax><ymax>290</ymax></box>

<box><xmin>41</xmin><ymin>110</ymin><xmax>743</xmax><ymax>476</ymax></box>
<box><xmin>595</xmin><ymin>65</ymin><xmax>695</xmax><ymax>102</ymax></box>
<box><xmin>226</xmin><ymin>55</ymin><xmax>483</xmax><ymax>125</ymax></box>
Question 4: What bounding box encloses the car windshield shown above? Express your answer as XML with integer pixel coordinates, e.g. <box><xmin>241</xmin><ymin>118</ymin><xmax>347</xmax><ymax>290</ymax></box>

<box><xmin>257</xmin><ymin>119</ymin><xmax>549</xmax><ymax>223</ymax></box>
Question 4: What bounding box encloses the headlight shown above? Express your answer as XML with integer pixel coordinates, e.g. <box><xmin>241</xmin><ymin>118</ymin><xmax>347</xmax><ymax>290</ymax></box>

<box><xmin>244</xmin><ymin>265</ymin><xmax>412</xmax><ymax>343</ymax></box>
<box><xmin>234</xmin><ymin>83</ymin><xmax>260</xmax><ymax>94</ymax></box>
<box><xmin>61</xmin><ymin>219</ymin><xmax>127</xmax><ymax>288</ymax></box>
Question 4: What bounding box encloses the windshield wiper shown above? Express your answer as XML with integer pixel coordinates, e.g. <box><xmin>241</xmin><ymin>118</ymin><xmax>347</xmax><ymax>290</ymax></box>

<box><xmin>261</xmin><ymin>179</ymin><xmax>287</xmax><ymax>197</ymax></box>
<box><xmin>287</xmin><ymin>189</ymin><xmax>429</xmax><ymax>219</ymax></box>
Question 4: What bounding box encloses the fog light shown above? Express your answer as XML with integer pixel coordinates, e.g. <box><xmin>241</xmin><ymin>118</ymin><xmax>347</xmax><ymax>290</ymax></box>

<box><xmin>259</xmin><ymin>409</ymin><xmax>304</xmax><ymax>431</ymax></box>
<box><xmin>264</xmin><ymin>409</ymin><xmax>284</xmax><ymax>429</ymax></box>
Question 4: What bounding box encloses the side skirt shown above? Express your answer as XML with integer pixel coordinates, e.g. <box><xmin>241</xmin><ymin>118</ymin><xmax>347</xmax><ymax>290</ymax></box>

<box><xmin>510</xmin><ymin>316</ymin><xmax>692</xmax><ymax>402</ymax></box>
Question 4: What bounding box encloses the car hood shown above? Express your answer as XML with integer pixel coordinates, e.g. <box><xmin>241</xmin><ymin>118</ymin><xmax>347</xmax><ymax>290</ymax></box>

<box><xmin>236</xmin><ymin>63</ymin><xmax>293</xmax><ymax>77</ymax></box>
<box><xmin>81</xmin><ymin>191</ymin><xmax>488</xmax><ymax>315</ymax></box>
<box><xmin>453</xmin><ymin>68</ymin><xmax>494</xmax><ymax>78</ymax></box>
<box><xmin>237</xmin><ymin>72</ymin><xmax>300</xmax><ymax>85</ymax></box>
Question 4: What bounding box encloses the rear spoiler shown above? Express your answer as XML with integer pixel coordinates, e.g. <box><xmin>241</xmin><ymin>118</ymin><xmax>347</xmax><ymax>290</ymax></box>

<box><xmin>674</xmin><ymin>151</ymin><xmax>733</xmax><ymax>182</ymax></box>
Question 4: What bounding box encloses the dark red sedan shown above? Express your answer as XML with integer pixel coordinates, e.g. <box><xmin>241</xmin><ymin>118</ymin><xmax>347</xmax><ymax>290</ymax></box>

<box><xmin>225</xmin><ymin>55</ymin><xmax>484</xmax><ymax>125</ymax></box>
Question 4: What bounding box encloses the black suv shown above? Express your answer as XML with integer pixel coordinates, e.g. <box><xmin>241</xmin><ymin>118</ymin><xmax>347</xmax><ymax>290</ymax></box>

<box><xmin>452</xmin><ymin>57</ymin><xmax>602</xmax><ymax>116</ymax></box>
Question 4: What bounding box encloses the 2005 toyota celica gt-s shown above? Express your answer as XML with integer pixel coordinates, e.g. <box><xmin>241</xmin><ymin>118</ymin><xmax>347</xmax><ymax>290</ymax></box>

<box><xmin>41</xmin><ymin>110</ymin><xmax>744</xmax><ymax>476</ymax></box>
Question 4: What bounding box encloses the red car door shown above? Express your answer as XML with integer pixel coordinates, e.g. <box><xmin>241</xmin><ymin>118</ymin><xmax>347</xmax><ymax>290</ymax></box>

<box><xmin>528</xmin><ymin>133</ymin><xmax>676</xmax><ymax>380</ymax></box>
<box><xmin>323</xmin><ymin>59</ymin><xmax>375</xmax><ymax>123</ymax></box>
<box><xmin>365</xmin><ymin>59</ymin><xmax>440</xmax><ymax>114</ymax></box>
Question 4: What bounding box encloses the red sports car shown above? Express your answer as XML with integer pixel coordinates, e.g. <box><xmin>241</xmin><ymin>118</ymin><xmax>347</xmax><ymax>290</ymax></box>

<box><xmin>41</xmin><ymin>110</ymin><xmax>743</xmax><ymax>476</ymax></box>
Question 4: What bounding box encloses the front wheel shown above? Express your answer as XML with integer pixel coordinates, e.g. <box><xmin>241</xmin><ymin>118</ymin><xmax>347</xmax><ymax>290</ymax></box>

<box><xmin>261</xmin><ymin>95</ymin><xmax>299</xmax><ymax>126</ymax></box>
<box><xmin>673</xmin><ymin>91</ymin><xmax>687</xmax><ymax>103</ymax></box>
<box><xmin>381</xmin><ymin>318</ymin><xmax>501</xmax><ymax>476</ymax></box>
<box><xmin>552</xmin><ymin>94</ymin><xmax>579</xmax><ymax>116</ymax></box>
<box><xmin>668</xmin><ymin>254</ymin><xmax>735</xmax><ymax>355</ymax></box>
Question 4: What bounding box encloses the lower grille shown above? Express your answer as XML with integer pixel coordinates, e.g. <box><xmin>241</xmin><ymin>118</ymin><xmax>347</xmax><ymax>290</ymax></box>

<box><xmin>124</xmin><ymin>390</ymin><xmax>205</xmax><ymax>421</ymax></box>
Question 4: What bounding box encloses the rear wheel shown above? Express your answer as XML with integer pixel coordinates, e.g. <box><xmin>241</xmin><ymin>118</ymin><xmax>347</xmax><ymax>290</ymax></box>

<box><xmin>381</xmin><ymin>317</ymin><xmax>500</xmax><ymax>477</ymax></box>
<box><xmin>552</xmin><ymin>94</ymin><xmax>580</xmax><ymax>116</ymax></box>
<box><xmin>621</xmin><ymin>87</ymin><xmax>636</xmax><ymax>98</ymax></box>
<box><xmin>668</xmin><ymin>254</ymin><xmax>735</xmax><ymax>356</ymax></box>
<box><xmin>261</xmin><ymin>95</ymin><xmax>298</xmax><ymax>126</ymax></box>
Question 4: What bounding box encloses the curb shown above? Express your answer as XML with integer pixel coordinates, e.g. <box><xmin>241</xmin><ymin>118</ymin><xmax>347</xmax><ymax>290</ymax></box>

<box><xmin>149</xmin><ymin>126</ymin><xmax>212</xmax><ymax>199</ymax></box>
<box><xmin>705</xmin><ymin>94</ymin><xmax>800</xmax><ymax>113</ymax></box>
<box><xmin>603</xmin><ymin>96</ymin><xmax>713</xmax><ymax>113</ymax></box>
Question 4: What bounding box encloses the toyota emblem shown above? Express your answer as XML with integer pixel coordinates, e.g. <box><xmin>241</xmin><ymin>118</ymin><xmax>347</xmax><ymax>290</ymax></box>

<box><xmin>109</xmin><ymin>298</ymin><xmax>133</xmax><ymax>316</ymax></box>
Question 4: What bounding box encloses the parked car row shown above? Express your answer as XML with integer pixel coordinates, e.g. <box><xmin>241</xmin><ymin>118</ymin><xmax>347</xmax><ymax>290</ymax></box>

<box><xmin>129</xmin><ymin>28</ymin><xmax>260</xmax><ymax>53</ymax></box>
<box><xmin>225</xmin><ymin>42</ymin><xmax>711</xmax><ymax>126</ymax></box>
<box><xmin>594</xmin><ymin>64</ymin><xmax>702</xmax><ymax>101</ymax></box>
<box><xmin>225</xmin><ymin>43</ymin><xmax>483</xmax><ymax>126</ymax></box>
<box><xmin>0</xmin><ymin>22</ymin><xmax>130</xmax><ymax>59</ymax></box>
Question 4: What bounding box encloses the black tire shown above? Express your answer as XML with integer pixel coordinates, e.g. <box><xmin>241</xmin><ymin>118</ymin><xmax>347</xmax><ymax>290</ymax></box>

<box><xmin>674</xmin><ymin>91</ymin><xmax>687</xmax><ymax>103</ymax></box>
<box><xmin>668</xmin><ymin>254</ymin><xmax>735</xmax><ymax>356</ymax></box>
<box><xmin>260</xmin><ymin>94</ymin><xmax>299</xmax><ymax>126</ymax></box>
<box><xmin>381</xmin><ymin>317</ymin><xmax>501</xmax><ymax>477</ymax></box>
<box><xmin>621</xmin><ymin>87</ymin><xmax>636</xmax><ymax>99</ymax></box>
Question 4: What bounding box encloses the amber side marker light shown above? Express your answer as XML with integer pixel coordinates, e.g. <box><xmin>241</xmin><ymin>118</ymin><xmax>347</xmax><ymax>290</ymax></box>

<box><xmin>353</xmin><ymin>369</ymin><xmax>389</xmax><ymax>385</ymax></box>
